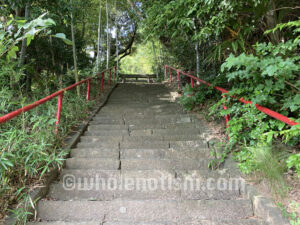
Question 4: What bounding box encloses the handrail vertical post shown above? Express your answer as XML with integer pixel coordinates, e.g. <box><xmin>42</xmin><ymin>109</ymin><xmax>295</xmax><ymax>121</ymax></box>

<box><xmin>191</xmin><ymin>78</ymin><xmax>194</xmax><ymax>88</ymax></box>
<box><xmin>222</xmin><ymin>96</ymin><xmax>230</xmax><ymax>127</ymax></box>
<box><xmin>164</xmin><ymin>65</ymin><xmax>167</xmax><ymax>80</ymax></box>
<box><xmin>177</xmin><ymin>69</ymin><xmax>181</xmax><ymax>90</ymax></box>
<box><xmin>55</xmin><ymin>93</ymin><xmax>64</xmax><ymax>133</ymax></box>
<box><xmin>108</xmin><ymin>69</ymin><xmax>112</xmax><ymax>85</ymax></box>
<box><xmin>86</xmin><ymin>79</ymin><xmax>91</xmax><ymax>101</ymax></box>
<box><xmin>101</xmin><ymin>72</ymin><xmax>104</xmax><ymax>93</ymax></box>
<box><xmin>169</xmin><ymin>68</ymin><xmax>172</xmax><ymax>82</ymax></box>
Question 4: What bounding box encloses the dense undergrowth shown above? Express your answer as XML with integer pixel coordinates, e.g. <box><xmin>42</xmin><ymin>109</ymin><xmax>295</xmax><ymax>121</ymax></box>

<box><xmin>0</xmin><ymin>79</ymin><xmax>102</xmax><ymax>223</ymax></box>
<box><xmin>0</xmin><ymin>12</ymin><xmax>105</xmax><ymax>223</ymax></box>
<box><xmin>178</xmin><ymin>21</ymin><xmax>300</xmax><ymax>223</ymax></box>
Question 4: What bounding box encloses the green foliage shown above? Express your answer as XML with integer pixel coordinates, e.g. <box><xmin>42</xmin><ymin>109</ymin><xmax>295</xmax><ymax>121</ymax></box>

<box><xmin>0</xmin><ymin>76</ymin><xmax>98</xmax><ymax>222</ymax></box>
<box><xmin>278</xmin><ymin>202</ymin><xmax>300</xmax><ymax>225</ymax></box>
<box><xmin>0</xmin><ymin>14</ymin><xmax>56</xmax><ymax>62</ymax></box>
<box><xmin>120</xmin><ymin>41</ymin><xmax>155</xmax><ymax>74</ymax></box>
<box><xmin>218</xmin><ymin>33</ymin><xmax>300</xmax><ymax>148</ymax></box>
<box><xmin>179</xmin><ymin>85</ymin><xmax>199</xmax><ymax>111</ymax></box>
<box><xmin>266</xmin><ymin>18</ymin><xmax>300</xmax><ymax>41</ymax></box>
<box><xmin>287</xmin><ymin>153</ymin><xmax>300</xmax><ymax>178</ymax></box>
<box><xmin>179</xmin><ymin>84</ymin><xmax>217</xmax><ymax>111</ymax></box>
<box><xmin>234</xmin><ymin>144</ymin><xmax>288</xmax><ymax>196</ymax></box>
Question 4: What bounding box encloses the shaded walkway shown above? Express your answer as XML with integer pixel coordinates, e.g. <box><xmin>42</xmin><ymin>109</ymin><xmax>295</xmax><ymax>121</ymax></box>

<box><xmin>29</xmin><ymin>84</ymin><xmax>265</xmax><ymax>225</ymax></box>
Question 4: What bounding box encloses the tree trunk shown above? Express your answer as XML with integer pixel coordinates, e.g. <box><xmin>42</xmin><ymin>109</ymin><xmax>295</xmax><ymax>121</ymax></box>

<box><xmin>152</xmin><ymin>41</ymin><xmax>159</xmax><ymax>79</ymax></box>
<box><xmin>70</xmin><ymin>0</ymin><xmax>80</xmax><ymax>96</ymax></box>
<box><xmin>18</xmin><ymin>2</ymin><xmax>30</xmax><ymax>68</ymax></box>
<box><xmin>115</xmin><ymin>0</ymin><xmax>119</xmax><ymax>80</ymax></box>
<box><xmin>81</xmin><ymin>16</ymin><xmax>86</xmax><ymax>40</ymax></box>
<box><xmin>195</xmin><ymin>41</ymin><xmax>199</xmax><ymax>77</ymax></box>
<box><xmin>49</xmin><ymin>36</ymin><xmax>55</xmax><ymax>67</ymax></box>
<box><xmin>266</xmin><ymin>0</ymin><xmax>280</xmax><ymax>44</ymax></box>
<box><xmin>106</xmin><ymin>0</ymin><xmax>110</xmax><ymax>70</ymax></box>
<box><xmin>18</xmin><ymin>2</ymin><xmax>31</xmax><ymax>93</ymax></box>
<box><xmin>95</xmin><ymin>0</ymin><xmax>102</xmax><ymax>74</ymax></box>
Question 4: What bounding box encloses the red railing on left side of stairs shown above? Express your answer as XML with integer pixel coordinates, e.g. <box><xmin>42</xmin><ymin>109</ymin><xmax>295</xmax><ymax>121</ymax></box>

<box><xmin>0</xmin><ymin>67</ymin><xmax>116</xmax><ymax>133</ymax></box>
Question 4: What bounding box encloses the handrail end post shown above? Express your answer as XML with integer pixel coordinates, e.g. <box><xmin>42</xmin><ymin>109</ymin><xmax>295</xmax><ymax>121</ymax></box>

<box><xmin>86</xmin><ymin>79</ymin><xmax>91</xmax><ymax>102</ymax></box>
<box><xmin>55</xmin><ymin>93</ymin><xmax>64</xmax><ymax>134</ymax></box>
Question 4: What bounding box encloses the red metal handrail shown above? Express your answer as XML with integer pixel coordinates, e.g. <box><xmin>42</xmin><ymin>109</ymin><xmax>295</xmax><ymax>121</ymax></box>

<box><xmin>0</xmin><ymin>67</ymin><xmax>116</xmax><ymax>132</ymax></box>
<box><xmin>165</xmin><ymin>65</ymin><xmax>299</xmax><ymax>127</ymax></box>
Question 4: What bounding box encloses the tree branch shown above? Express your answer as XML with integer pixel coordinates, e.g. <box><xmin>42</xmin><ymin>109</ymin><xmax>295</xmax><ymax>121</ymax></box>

<box><xmin>113</xmin><ymin>26</ymin><xmax>137</xmax><ymax>60</ymax></box>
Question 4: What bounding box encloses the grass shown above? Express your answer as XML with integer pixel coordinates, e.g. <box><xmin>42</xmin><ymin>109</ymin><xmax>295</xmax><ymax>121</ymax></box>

<box><xmin>0</xmin><ymin>81</ymin><xmax>104</xmax><ymax>224</ymax></box>
<box><xmin>249</xmin><ymin>144</ymin><xmax>289</xmax><ymax>197</ymax></box>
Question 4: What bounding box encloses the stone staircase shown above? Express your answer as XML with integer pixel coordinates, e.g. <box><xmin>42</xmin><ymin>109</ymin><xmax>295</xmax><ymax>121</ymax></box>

<box><xmin>29</xmin><ymin>84</ymin><xmax>266</xmax><ymax>225</ymax></box>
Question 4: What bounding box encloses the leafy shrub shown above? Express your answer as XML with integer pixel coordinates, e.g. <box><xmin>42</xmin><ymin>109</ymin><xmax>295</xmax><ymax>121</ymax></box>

<box><xmin>213</xmin><ymin>28</ymin><xmax>300</xmax><ymax>148</ymax></box>
<box><xmin>179</xmin><ymin>83</ymin><xmax>218</xmax><ymax>111</ymax></box>
<box><xmin>287</xmin><ymin>154</ymin><xmax>300</xmax><ymax>178</ymax></box>
<box><xmin>207</xmin><ymin>21</ymin><xmax>300</xmax><ymax>191</ymax></box>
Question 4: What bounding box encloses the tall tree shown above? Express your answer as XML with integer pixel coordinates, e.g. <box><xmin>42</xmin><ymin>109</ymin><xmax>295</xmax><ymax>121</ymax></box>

<box><xmin>18</xmin><ymin>1</ymin><xmax>31</xmax><ymax>68</ymax></box>
<box><xmin>70</xmin><ymin>0</ymin><xmax>80</xmax><ymax>96</ymax></box>
<box><xmin>115</xmin><ymin>0</ymin><xmax>119</xmax><ymax>79</ymax></box>
<box><xmin>95</xmin><ymin>0</ymin><xmax>102</xmax><ymax>73</ymax></box>
<box><xmin>106</xmin><ymin>0</ymin><xmax>110</xmax><ymax>69</ymax></box>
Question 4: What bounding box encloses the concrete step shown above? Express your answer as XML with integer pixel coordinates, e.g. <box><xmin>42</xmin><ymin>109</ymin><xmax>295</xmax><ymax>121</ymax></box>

<box><xmin>76</xmin><ymin>141</ymin><xmax>119</xmax><ymax>148</ymax></box>
<box><xmin>99</xmin><ymin>109</ymin><xmax>184</xmax><ymax>115</ymax></box>
<box><xmin>87</xmin><ymin>124</ymin><xmax>128</xmax><ymax>131</ymax></box>
<box><xmin>66</xmin><ymin>158</ymin><xmax>209</xmax><ymax>170</ymax></box>
<box><xmin>66</xmin><ymin>158</ymin><xmax>120</xmax><ymax>169</ymax></box>
<box><xmin>120</xmin><ymin>148</ymin><xmax>211</xmax><ymax>159</ymax></box>
<box><xmin>170</xmin><ymin>140</ymin><xmax>208</xmax><ymax>149</ymax></box>
<box><xmin>48</xmin><ymin>184</ymin><xmax>181</xmax><ymax>201</ymax></box>
<box><xmin>101</xmin><ymin>105</ymin><xmax>182</xmax><ymax>111</ymax></box>
<box><xmin>80</xmin><ymin>135</ymin><xmax>204</xmax><ymax>142</ymax></box>
<box><xmin>120</xmin><ymin>140</ymin><xmax>169</xmax><ymax>149</ymax></box>
<box><xmin>66</xmin><ymin>155</ymin><xmax>213</xmax><ymax>169</ymax></box>
<box><xmin>124</xmin><ymin>117</ymin><xmax>192</xmax><ymax>125</ymax></box>
<box><xmin>97</xmin><ymin>111</ymin><xmax>188</xmax><ymax>118</ymax></box>
<box><xmin>84</xmin><ymin>129</ymin><xmax>129</xmax><ymax>136</ymax></box>
<box><xmin>71</xmin><ymin>147</ymin><xmax>210</xmax><ymax>159</ymax></box>
<box><xmin>70</xmin><ymin>148</ymin><xmax>120</xmax><ymax>158</ymax></box>
<box><xmin>48</xmin><ymin>181</ymin><xmax>240</xmax><ymax>201</ymax></box>
<box><xmin>28</xmin><ymin>219</ymin><xmax>267</xmax><ymax>225</ymax></box>
<box><xmin>86</xmin><ymin>123</ymin><xmax>206</xmax><ymax>132</ymax></box>
<box><xmin>120</xmin><ymin>159</ymin><xmax>209</xmax><ymax>170</ymax></box>
<box><xmin>151</xmin><ymin>128</ymin><xmax>201</xmax><ymax>135</ymax></box>
<box><xmin>91</xmin><ymin>117</ymin><xmax>125</xmax><ymax>124</ymax></box>
<box><xmin>94</xmin><ymin>113</ymin><xmax>189</xmax><ymax>120</ymax></box>
<box><xmin>119</xmin><ymin>140</ymin><xmax>208</xmax><ymax>149</ymax></box>
<box><xmin>36</xmin><ymin>199</ymin><xmax>253</xmax><ymax>222</ymax></box>
<box><xmin>80</xmin><ymin>136</ymin><xmax>124</xmax><ymax>142</ymax></box>
<box><xmin>58</xmin><ymin>169</ymin><xmax>235</xmax><ymax>181</ymax></box>
<box><xmin>59</xmin><ymin>169</ymin><xmax>121</xmax><ymax>181</ymax></box>
<box><xmin>104</xmin><ymin>220</ymin><xmax>267</xmax><ymax>225</ymax></box>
